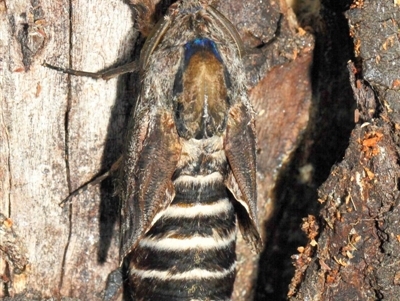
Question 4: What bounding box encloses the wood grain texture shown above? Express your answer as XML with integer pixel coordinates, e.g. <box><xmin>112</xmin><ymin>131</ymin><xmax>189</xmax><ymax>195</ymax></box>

<box><xmin>1</xmin><ymin>0</ymin><xmax>71</xmax><ymax>297</ymax></box>
<box><xmin>1</xmin><ymin>0</ymin><xmax>134</xmax><ymax>298</ymax></box>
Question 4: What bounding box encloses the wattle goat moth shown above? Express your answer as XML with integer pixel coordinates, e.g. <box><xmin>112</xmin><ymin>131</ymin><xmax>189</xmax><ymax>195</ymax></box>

<box><xmin>119</xmin><ymin>0</ymin><xmax>262</xmax><ymax>300</ymax></box>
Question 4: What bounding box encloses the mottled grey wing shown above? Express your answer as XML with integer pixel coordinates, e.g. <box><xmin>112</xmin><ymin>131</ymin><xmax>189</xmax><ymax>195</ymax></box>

<box><xmin>225</xmin><ymin>102</ymin><xmax>262</xmax><ymax>252</ymax></box>
<box><xmin>119</xmin><ymin>106</ymin><xmax>181</xmax><ymax>261</ymax></box>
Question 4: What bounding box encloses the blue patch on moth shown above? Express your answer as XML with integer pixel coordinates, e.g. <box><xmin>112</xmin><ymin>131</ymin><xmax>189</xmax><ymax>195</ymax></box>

<box><xmin>183</xmin><ymin>38</ymin><xmax>223</xmax><ymax>67</ymax></box>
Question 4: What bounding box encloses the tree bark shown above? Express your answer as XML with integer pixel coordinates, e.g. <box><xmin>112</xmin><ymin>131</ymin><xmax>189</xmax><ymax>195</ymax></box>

<box><xmin>288</xmin><ymin>0</ymin><xmax>400</xmax><ymax>300</ymax></box>
<box><xmin>1</xmin><ymin>0</ymin><xmax>134</xmax><ymax>298</ymax></box>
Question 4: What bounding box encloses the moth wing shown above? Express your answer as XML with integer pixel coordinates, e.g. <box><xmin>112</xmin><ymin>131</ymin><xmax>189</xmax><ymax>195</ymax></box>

<box><xmin>225</xmin><ymin>102</ymin><xmax>262</xmax><ymax>252</ymax></box>
<box><xmin>119</xmin><ymin>107</ymin><xmax>181</xmax><ymax>260</ymax></box>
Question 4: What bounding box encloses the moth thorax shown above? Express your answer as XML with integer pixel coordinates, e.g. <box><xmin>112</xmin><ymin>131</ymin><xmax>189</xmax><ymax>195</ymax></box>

<box><xmin>173</xmin><ymin>38</ymin><xmax>231</xmax><ymax>139</ymax></box>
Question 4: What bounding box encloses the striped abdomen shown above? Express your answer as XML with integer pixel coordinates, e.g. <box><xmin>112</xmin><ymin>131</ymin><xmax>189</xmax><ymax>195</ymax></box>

<box><xmin>129</xmin><ymin>136</ymin><xmax>236</xmax><ymax>301</ymax></box>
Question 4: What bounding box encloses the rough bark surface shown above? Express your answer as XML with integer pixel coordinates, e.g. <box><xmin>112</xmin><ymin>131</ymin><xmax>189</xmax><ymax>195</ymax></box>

<box><xmin>288</xmin><ymin>0</ymin><xmax>400</xmax><ymax>300</ymax></box>
<box><xmin>1</xmin><ymin>0</ymin><xmax>314</xmax><ymax>299</ymax></box>
<box><xmin>1</xmin><ymin>0</ymin><xmax>134</xmax><ymax>299</ymax></box>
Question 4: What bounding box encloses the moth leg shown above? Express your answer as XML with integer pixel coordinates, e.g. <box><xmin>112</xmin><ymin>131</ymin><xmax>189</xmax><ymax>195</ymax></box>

<box><xmin>42</xmin><ymin>61</ymin><xmax>138</xmax><ymax>80</ymax></box>
<box><xmin>60</xmin><ymin>156</ymin><xmax>123</xmax><ymax>206</ymax></box>
<box><xmin>102</xmin><ymin>267</ymin><xmax>124</xmax><ymax>301</ymax></box>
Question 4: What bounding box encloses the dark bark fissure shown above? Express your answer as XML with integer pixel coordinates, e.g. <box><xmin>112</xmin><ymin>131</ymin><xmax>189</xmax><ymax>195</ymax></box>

<box><xmin>255</xmin><ymin>0</ymin><xmax>356</xmax><ymax>299</ymax></box>
<box><xmin>59</xmin><ymin>0</ymin><xmax>74</xmax><ymax>294</ymax></box>
<box><xmin>2</xmin><ymin>109</ymin><xmax>13</xmax><ymax>218</ymax></box>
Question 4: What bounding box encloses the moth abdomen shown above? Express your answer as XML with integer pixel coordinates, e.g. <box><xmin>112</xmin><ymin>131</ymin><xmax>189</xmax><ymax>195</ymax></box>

<box><xmin>129</xmin><ymin>137</ymin><xmax>237</xmax><ymax>300</ymax></box>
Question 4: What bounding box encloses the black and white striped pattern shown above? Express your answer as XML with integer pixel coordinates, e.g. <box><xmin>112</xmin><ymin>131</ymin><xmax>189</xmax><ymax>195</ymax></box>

<box><xmin>129</xmin><ymin>136</ymin><xmax>237</xmax><ymax>301</ymax></box>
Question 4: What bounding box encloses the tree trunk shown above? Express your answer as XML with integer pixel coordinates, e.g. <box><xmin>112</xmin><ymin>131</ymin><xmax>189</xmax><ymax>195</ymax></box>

<box><xmin>1</xmin><ymin>0</ymin><xmax>315</xmax><ymax>299</ymax></box>
<box><xmin>288</xmin><ymin>0</ymin><xmax>400</xmax><ymax>300</ymax></box>
<box><xmin>1</xmin><ymin>0</ymin><xmax>134</xmax><ymax>298</ymax></box>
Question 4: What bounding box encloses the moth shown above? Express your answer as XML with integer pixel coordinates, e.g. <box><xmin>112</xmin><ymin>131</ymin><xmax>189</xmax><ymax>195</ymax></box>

<box><xmin>45</xmin><ymin>0</ymin><xmax>262</xmax><ymax>299</ymax></box>
<box><xmin>119</xmin><ymin>0</ymin><xmax>261</xmax><ymax>300</ymax></box>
